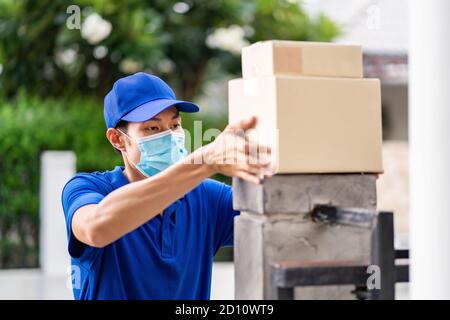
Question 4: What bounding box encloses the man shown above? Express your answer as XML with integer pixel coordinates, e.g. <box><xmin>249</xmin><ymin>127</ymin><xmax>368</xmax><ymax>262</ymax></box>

<box><xmin>61</xmin><ymin>72</ymin><xmax>273</xmax><ymax>299</ymax></box>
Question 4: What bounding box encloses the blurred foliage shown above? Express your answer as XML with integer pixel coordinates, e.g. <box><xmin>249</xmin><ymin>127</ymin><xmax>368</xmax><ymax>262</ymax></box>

<box><xmin>0</xmin><ymin>0</ymin><xmax>339</xmax><ymax>267</ymax></box>
<box><xmin>0</xmin><ymin>0</ymin><xmax>340</xmax><ymax>100</ymax></box>
<box><xmin>0</xmin><ymin>93</ymin><xmax>113</xmax><ymax>267</ymax></box>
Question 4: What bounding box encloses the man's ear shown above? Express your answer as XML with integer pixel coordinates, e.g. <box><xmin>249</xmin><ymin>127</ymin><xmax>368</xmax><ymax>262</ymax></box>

<box><xmin>106</xmin><ymin>128</ymin><xmax>126</xmax><ymax>152</ymax></box>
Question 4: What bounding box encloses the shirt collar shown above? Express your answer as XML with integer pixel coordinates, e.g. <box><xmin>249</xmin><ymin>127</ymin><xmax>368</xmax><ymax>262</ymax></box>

<box><xmin>109</xmin><ymin>166</ymin><xmax>130</xmax><ymax>189</ymax></box>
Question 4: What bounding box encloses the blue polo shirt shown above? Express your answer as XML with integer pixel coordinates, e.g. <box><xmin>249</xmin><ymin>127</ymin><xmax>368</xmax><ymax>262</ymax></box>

<box><xmin>61</xmin><ymin>166</ymin><xmax>240</xmax><ymax>300</ymax></box>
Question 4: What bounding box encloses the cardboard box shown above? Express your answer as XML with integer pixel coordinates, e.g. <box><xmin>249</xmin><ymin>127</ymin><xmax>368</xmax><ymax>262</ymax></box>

<box><xmin>242</xmin><ymin>40</ymin><xmax>363</xmax><ymax>79</ymax></box>
<box><xmin>228</xmin><ymin>76</ymin><xmax>383</xmax><ymax>173</ymax></box>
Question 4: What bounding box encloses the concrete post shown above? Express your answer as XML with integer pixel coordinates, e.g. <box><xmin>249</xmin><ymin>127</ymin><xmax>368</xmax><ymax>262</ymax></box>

<box><xmin>409</xmin><ymin>0</ymin><xmax>450</xmax><ymax>299</ymax></box>
<box><xmin>39</xmin><ymin>151</ymin><xmax>76</xmax><ymax>276</ymax></box>
<box><xmin>233</xmin><ymin>174</ymin><xmax>377</xmax><ymax>299</ymax></box>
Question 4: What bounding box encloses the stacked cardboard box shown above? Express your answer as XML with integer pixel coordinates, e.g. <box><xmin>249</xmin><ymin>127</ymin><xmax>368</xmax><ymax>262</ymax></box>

<box><xmin>228</xmin><ymin>40</ymin><xmax>383</xmax><ymax>173</ymax></box>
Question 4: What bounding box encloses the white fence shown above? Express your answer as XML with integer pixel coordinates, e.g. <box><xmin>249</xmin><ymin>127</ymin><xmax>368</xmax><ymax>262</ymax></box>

<box><xmin>0</xmin><ymin>151</ymin><xmax>234</xmax><ymax>300</ymax></box>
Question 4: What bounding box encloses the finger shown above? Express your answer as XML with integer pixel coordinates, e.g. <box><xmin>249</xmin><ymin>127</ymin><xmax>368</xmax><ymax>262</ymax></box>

<box><xmin>235</xmin><ymin>151</ymin><xmax>273</xmax><ymax>168</ymax></box>
<box><xmin>261</xmin><ymin>166</ymin><xmax>275</xmax><ymax>178</ymax></box>
<box><xmin>244</xmin><ymin>143</ymin><xmax>272</xmax><ymax>160</ymax></box>
<box><xmin>236</xmin><ymin>163</ymin><xmax>266</xmax><ymax>175</ymax></box>
<box><xmin>235</xmin><ymin>162</ymin><xmax>275</xmax><ymax>181</ymax></box>
<box><xmin>226</xmin><ymin>116</ymin><xmax>257</xmax><ymax>132</ymax></box>
<box><xmin>242</xmin><ymin>166</ymin><xmax>273</xmax><ymax>182</ymax></box>
<box><xmin>235</xmin><ymin>170</ymin><xmax>261</xmax><ymax>185</ymax></box>
<box><xmin>239</xmin><ymin>160</ymin><xmax>276</xmax><ymax>177</ymax></box>
<box><xmin>239</xmin><ymin>148</ymin><xmax>274</xmax><ymax>167</ymax></box>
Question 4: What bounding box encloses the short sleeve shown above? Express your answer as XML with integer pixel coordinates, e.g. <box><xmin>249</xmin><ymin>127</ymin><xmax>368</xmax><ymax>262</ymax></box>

<box><xmin>61</xmin><ymin>174</ymin><xmax>105</xmax><ymax>259</ymax></box>
<box><xmin>202</xmin><ymin>179</ymin><xmax>241</xmax><ymax>255</ymax></box>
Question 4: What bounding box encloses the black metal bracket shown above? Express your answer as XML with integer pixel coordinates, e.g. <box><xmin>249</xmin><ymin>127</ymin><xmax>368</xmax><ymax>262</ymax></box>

<box><xmin>311</xmin><ymin>205</ymin><xmax>377</xmax><ymax>229</ymax></box>
<box><xmin>270</xmin><ymin>208</ymin><xmax>410</xmax><ymax>300</ymax></box>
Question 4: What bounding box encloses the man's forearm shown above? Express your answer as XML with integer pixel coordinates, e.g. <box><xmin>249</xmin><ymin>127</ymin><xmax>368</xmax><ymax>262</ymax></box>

<box><xmin>72</xmin><ymin>116</ymin><xmax>269</xmax><ymax>248</ymax></box>
<box><xmin>86</xmin><ymin>147</ymin><xmax>214</xmax><ymax>247</ymax></box>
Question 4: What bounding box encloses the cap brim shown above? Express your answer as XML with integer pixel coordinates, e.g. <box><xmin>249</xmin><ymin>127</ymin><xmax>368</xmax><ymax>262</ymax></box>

<box><xmin>121</xmin><ymin>99</ymin><xmax>199</xmax><ymax>122</ymax></box>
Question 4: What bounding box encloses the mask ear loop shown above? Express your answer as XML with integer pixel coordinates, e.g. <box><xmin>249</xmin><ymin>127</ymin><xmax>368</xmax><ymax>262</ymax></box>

<box><xmin>116</xmin><ymin>128</ymin><xmax>149</xmax><ymax>178</ymax></box>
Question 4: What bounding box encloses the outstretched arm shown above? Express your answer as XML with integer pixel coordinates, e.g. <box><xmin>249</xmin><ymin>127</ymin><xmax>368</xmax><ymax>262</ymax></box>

<box><xmin>70</xmin><ymin>116</ymin><xmax>272</xmax><ymax>248</ymax></box>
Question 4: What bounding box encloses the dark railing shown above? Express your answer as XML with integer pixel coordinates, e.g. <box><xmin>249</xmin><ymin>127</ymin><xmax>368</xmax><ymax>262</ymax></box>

<box><xmin>271</xmin><ymin>207</ymin><xmax>409</xmax><ymax>300</ymax></box>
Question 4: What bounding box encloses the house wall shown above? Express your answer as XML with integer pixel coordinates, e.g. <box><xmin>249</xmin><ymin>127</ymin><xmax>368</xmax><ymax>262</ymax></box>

<box><xmin>381</xmin><ymin>83</ymin><xmax>408</xmax><ymax>141</ymax></box>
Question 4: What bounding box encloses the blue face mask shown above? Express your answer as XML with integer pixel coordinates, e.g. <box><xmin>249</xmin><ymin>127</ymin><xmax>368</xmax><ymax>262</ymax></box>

<box><xmin>120</xmin><ymin>129</ymin><xmax>188</xmax><ymax>177</ymax></box>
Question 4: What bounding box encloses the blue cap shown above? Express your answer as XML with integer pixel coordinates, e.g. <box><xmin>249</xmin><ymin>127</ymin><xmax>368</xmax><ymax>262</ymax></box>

<box><xmin>104</xmin><ymin>72</ymin><xmax>199</xmax><ymax>128</ymax></box>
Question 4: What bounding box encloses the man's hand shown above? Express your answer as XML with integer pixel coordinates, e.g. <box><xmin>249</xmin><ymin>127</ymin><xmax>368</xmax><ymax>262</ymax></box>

<box><xmin>201</xmin><ymin>116</ymin><xmax>275</xmax><ymax>184</ymax></box>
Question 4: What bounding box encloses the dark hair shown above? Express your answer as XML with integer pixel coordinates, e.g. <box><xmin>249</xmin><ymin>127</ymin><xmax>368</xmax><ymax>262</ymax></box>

<box><xmin>113</xmin><ymin>120</ymin><xmax>129</xmax><ymax>154</ymax></box>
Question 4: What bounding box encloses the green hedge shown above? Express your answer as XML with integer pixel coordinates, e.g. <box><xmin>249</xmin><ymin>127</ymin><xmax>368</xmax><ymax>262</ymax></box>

<box><xmin>0</xmin><ymin>93</ymin><xmax>228</xmax><ymax>268</ymax></box>
<box><xmin>0</xmin><ymin>0</ymin><xmax>340</xmax><ymax>100</ymax></box>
